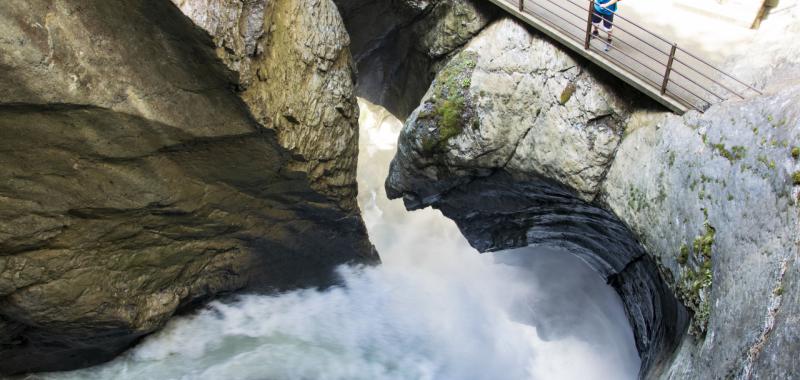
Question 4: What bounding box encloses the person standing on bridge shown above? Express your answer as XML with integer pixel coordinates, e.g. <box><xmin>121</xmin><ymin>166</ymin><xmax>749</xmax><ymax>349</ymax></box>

<box><xmin>592</xmin><ymin>0</ymin><xmax>621</xmax><ymax>52</ymax></box>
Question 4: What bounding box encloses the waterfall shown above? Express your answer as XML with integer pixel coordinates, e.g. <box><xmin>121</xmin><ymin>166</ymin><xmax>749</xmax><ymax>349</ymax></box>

<box><xmin>36</xmin><ymin>99</ymin><xmax>639</xmax><ymax>380</ymax></box>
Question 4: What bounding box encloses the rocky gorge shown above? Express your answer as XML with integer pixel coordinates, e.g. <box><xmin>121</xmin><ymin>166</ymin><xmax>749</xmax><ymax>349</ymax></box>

<box><xmin>0</xmin><ymin>0</ymin><xmax>798</xmax><ymax>379</ymax></box>
<box><xmin>385</xmin><ymin>8</ymin><xmax>800</xmax><ymax>380</ymax></box>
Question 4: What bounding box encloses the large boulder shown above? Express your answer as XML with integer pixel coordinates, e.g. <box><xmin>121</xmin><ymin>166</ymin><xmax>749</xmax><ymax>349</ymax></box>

<box><xmin>0</xmin><ymin>0</ymin><xmax>376</xmax><ymax>375</ymax></box>
<box><xmin>385</xmin><ymin>18</ymin><xmax>682</xmax><ymax>376</ymax></box>
<box><xmin>386</xmin><ymin>18</ymin><xmax>641</xmax><ymax>207</ymax></box>
<box><xmin>386</xmin><ymin>15</ymin><xmax>800</xmax><ymax>379</ymax></box>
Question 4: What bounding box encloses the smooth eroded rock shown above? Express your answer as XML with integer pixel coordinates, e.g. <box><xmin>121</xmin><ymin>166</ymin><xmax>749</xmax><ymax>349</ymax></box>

<box><xmin>385</xmin><ymin>13</ymin><xmax>799</xmax><ymax>380</ymax></box>
<box><xmin>0</xmin><ymin>0</ymin><xmax>376</xmax><ymax>374</ymax></box>
<box><xmin>386</xmin><ymin>18</ymin><xmax>641</xmax><ymax>208</ymax></box>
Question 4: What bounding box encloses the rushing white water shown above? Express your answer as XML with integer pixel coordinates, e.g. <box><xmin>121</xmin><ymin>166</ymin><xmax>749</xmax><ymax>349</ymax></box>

<box><xmin>36</xmin><ymin>99</ymin><xmax>639</xmax><ymax>380</ymax></box>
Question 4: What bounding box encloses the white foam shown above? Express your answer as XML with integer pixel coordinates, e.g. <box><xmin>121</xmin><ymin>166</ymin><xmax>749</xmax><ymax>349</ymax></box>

<box><xmin>39</xmin><ymin>98</ymin><xmax>639</xmax><ymax>380</ymax></box>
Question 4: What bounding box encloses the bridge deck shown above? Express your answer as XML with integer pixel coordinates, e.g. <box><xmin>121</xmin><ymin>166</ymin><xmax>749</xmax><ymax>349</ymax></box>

<box><xmin>486</xmin><ymin>0</ymin><xmax>761</xmax><ymax>114</ymax></box>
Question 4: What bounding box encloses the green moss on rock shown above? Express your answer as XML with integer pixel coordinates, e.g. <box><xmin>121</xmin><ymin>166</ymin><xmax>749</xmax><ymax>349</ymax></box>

<box><xmin>712</xmin><ymin>143</ymin><xmax>746</xmax><ymax>162</ymax></box>
<box><xmin>792</xmin><ymin>146</ymin><xmax>800</xmax><ymax>159</ymax></box>
<box><xmin>626</xmin><ymin>185</ymin><xmax>648</xmax><ymax>212</ymax></box>
<box><xmin>677</xmin><ymin>244</ymin><xmax>689</xmax><ymax>265</ymax></box>
<box><xmin>793</xmin><ymin>171</ymin><xmax>800</xmax><ymax>185</ymax></box>
<box><xmin>676</xmin><ymin>214</ymin><xmax>716</xmax><ymax>338</ymax></box>
<box><xmin>693</xmin><ymin>221</ymin><xmax>716</xmax><ymax>260</ymax></box>
<box><xmin>419</xmin><ymin>51</ymin><xmax>478</xmax><ymax>153</ymax></box>
<box><xmin>438</xmin><ymin>98</ymin><xmax>465</xmax><ymax>140</ymax></box>
<box><xmin>559</xmin><ymin>82</ymin><xmax>576</xmax><ymax>105</ymax></box>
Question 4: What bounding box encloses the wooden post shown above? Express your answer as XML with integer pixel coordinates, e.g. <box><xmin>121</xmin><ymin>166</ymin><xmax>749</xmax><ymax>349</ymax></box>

<box><xmin>519</xmin><ymin>0</ymin><xmax>524</xmax><ymax>12</ymax></box>
<box><xmin>751</xmin><ymin>0</ymin><xmax>768</xmax><ymax>29</ymax></box>
<box><xmin>584</xmin><ymin>0</ymin><xmax>595</xmax><ymax>50</ymax></box>
<box><xmin>661</xmin><ymin>43</ymin><xmax>678</xmax><ymax>95</ymax></box>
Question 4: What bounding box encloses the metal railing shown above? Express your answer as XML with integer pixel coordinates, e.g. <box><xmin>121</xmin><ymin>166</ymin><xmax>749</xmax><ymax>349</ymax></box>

<box><xmin>505</xmin><ymin>0</ymin><xmax>762</xmax><ymax>112</ymax></box>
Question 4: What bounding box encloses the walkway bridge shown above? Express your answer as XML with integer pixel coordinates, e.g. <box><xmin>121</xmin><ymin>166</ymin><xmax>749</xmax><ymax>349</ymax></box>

<box><xmin>486</xmin><ymin>0</ymin><xmax>762</xmax><ymax>114</ymax></box>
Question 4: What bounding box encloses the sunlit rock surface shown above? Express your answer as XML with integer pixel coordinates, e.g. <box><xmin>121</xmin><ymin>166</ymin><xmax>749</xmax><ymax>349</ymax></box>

<box><xmin>603</xmin><ymin>88</ymin><xmax>800</xmax><ymax>379</ymax></box>
<box><xmin>386</xmin><ymin>13</ymin><xmax>800</xmax><ymax>380</ymax></box>
<box><xmin>600</xmin><ymin>7</ymin><xmax>800</xmax><ymax>376</ymax></box>
<box><xmin>0</xmin><ymin>0</ymin><xmax>375</xmax><ymax>374</ymax></box>
<box><xmin>171</xmin><ymin>0</ymin><xmax>266</xmax><ymax>88</ymax></box>
<box><xmin>385</xmin><ymin>17</ymin><xmax>684</xmax><ymax>378</ymax></box>
<box><xmin>173</xmin><ymin>0</ymin><xmax>361</xmax><ymax>210</ymax></box>
<box><xmin>386</xmin><ymin>18</ymin><xmax>641</xmax><ymax>206</ymax></box>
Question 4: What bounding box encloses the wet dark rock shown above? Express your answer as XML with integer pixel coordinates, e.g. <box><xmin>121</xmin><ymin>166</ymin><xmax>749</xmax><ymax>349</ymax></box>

<box><xmin>395</xmin><ymin>170</ymin><xmax>689</xmax><ymax>377</ymax></box>
<box><xmin>334</xmin><ymin>0</ymin><xmax>498</xmax><ymax>118</ymax></box>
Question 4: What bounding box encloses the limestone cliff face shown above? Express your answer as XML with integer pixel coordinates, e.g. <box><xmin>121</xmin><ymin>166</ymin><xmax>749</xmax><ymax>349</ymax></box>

<box><xmin>0</xmin><ymin>0</ymin><xmax>375</xmax><ymax>375</ymax></box>
<box><xmin>603</xmin><ymin>89</ymin><xmax>800</xmax><ymax>379</ymax></box>
<box><xmin>171</xmin><ymin>0</ymin><xmax>266</xmax><ymax>89</ymax></box>
<box><xmin>386</xmin><ymin>16</ymin><xmax>799</xmax><ymax>379</ymax></box>
<box><xmin>172</xmin><ymin>0</ymin><xmax>361</xmax><ymax>210</ymax></box>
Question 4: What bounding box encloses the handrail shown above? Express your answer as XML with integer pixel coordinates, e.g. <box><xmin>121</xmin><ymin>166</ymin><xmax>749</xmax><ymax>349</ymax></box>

<box><xmin>670</xmin><ymin>70</ymin><xmax>727</xmax><ymax>101</ymax></box>
<box><xmin>671</xmin><ymin>57</ymin><xmax>748</xmax><ymax>100</ymax></box>
<box><xmin>537</xmin><ymin>0</ymin><xmax>671</xmax><ymax>68</ymax></box>
<box><xmin>675</xmin><ymin>47</ymin><xmax>763</xmax><ymax>94</ymax></box>
<box><xmin>562</xmin><ymin>0</ymin><xmax>676</xmax><ymax>57</ymax></box>
<box><xmin>494</xmin><ymin>0</ymin><xmax>762</xmax><ymax>112</ymax></box>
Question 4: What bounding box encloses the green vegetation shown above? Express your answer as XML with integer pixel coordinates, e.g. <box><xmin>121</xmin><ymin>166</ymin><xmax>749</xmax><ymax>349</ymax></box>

<box><xmin>438</xmin><ymin>98</ymin><xmax>465</xmax><ymax>140</ymax></box>
<box><xmin>792</xmin><ymin>146</ymin><xmax>799</xmax><ymax>160</ymax></box>
<box><xmin>773</xmin><ymin>286</ymin><xmax>784</xmax><ymax>296</ymax></box>
<box><xmin>419</xmin><ymin>51</ymin><xmax>478</xmax><ymax>153</ymax></box>
<box><xmin>677</xmin><ymin>244</ymin><xmax>689</xmax><ymax>265</ymax></box>
<box><xmin>793</xmin><ymin>171</ymin><xmax>800</xmax><ymax>185</ymax></box>
<box><xmin>757</xmin><ymin>155</ymin><xmax>766</xmax><ymax>165</ymax></box>
<box><xmin>656</xmin><ymin>186</ymin><xmax>668</xmax><ymax>203</ymax></box>
<box><xmin>559</xmin><ymin>82</ymin><xmax>576</xmax><ymax>105</ymax></box>
<box><xmin>712</xmin><ymin>143</ymin><xmax>746</xmax><ymax>162</ymax></box>
<box><xmin>627</xmin><ymin>185</ymin><xmax>648</xmax><ymax>212</ymax></box>
<box><xmin>693</xmin><ymin>220</ymin><xmax>716</xmax><ymax>260</ymax></box>
<box><xmin>676</xmin><ymin>212</ymin><xmax>716</xmax><ymax>338</ymax></box>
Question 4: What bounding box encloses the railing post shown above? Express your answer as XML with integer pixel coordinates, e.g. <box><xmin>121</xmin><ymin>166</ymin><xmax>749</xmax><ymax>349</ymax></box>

<box><xmin>661</xmin><ymin>43</ymin><xmax>678</xmax><ymax>95</ymax></box>
<box><xmin>584</xmin><ymin>0</ymin><xmax>595</xmax><ymax>50</ymax></box>
<box><xmin>519</xmin><ymin>0</ymin><xmax>524</xmax><ymax>12</ymax></box>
